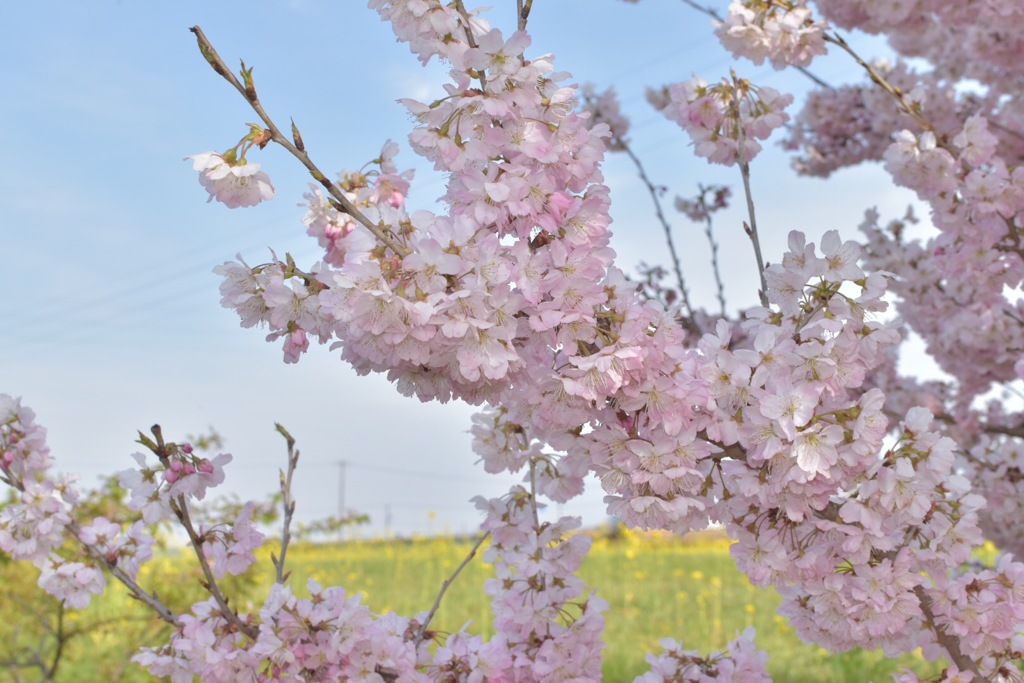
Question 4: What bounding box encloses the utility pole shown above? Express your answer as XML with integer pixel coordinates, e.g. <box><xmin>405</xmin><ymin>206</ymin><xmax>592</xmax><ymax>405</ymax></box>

<box><xmin>337</xmin><ymin>459</ymin><xmax>347</xmax><ymax>542</ymax></box>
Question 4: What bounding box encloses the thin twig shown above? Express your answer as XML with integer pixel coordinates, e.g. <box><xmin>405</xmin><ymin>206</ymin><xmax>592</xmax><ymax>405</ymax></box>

<box><xmin>44</xmin><ymin>604</ymin><xmax>65</xmax><ymax>681</ymax></box>
<box><xmin>452</xmin><ymin>0</ymin><xmax>488</xmax><ymax>93</ymax></box>
<box><xmin>517</xmin><ymin>0</ymin><xmax>534</xmax><ymax>30</ymax></box>
<box><xmin>171</xmin><ymin>495</ymin><xmax>258</xmax><ymax>639</ymax></box>
<box><xmin>151</xmin><ymin>425</ymin><xmax>254</xmax><ymax>637</ymax></box>
<box><xmin>735</xmin><ymin>125</ymin><xmax>770</xmax><ymax>307</ymax></box>
<box><xmin>619</xmin><ymin>139</ymin><xmax>700</xmax><ymax>330</ymax></box>
<box><xmin>189</xmin><ymin>26</ymin><xmax>409</xmax><ymax>258</ymax></box>
<box><xmin>412</xmin><ymin>531</ymin><xmax>491</xmax><ymax>647</ymax></box>
<box><xmin>694</xmin><ymin>185</ymin><xmax>728</xmax><ymax>317</ymax></box>
<box><xmin>451</xmin><ymin>0</ymin><xmax>480</xmax><ymax>50</ymax></box>
<box><xmin>528</xmin><ymin>459</ymin><xmax>541</xmax><ymax>531</ymax></box>
<box><xmin>822</xmin><ymin>33</ymin><xmax>932</xmax><ymax>132</ymax></box>
<box><xmin>704</xmin><ymin>212</ymin><xmax>728</xmax><ymax>317</ymax></box>
<box><xmin>272</xmin><ymin>423</ymin><xmax>299</xmax><ymax>584</ymax></box>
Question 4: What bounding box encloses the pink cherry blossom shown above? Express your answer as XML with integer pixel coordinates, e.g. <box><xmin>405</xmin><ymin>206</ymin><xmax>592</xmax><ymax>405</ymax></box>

<box><xmin>187</xmin><ymin>152</ymin><xmax>275</xmax><ymax>208</ymax></box>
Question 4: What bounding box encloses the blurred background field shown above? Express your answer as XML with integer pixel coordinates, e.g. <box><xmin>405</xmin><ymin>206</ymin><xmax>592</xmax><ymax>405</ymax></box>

<box><xmin>0</xmin><ymin>527</ymin><xmax>944</xmax><ymax>682</ymax></box>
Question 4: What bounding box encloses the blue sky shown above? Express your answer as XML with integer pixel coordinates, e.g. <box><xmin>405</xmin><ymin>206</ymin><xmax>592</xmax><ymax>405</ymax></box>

<box><xmin>0</xmin><ymin>1</ymin><xmax>922</xmax><ymax>535</ymax></box>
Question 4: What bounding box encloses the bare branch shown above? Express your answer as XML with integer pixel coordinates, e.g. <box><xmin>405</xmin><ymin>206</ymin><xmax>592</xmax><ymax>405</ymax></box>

<box><xmin>735</xmin><ymin>122</ymin><xmax>769</xmax><ymax>308</ymax></box>
<box><xmin>272</xmin><ymin>422</ymin><xmax>299</xmax><ymax>584</ymax></box>
<box><xmin>412</xmin><ymin>531</ymin><xmax>491</xmax><ymax>647</ymax></box>
<box><xmin>618</xmin><ymin>139</ymin><xmax>701</xmax><ymax>331</ymax></box>
<box><xmin>703</xmin><ymin>212</ymin><xmax>728</xmax><ymax>317</ymax></box>
<box><xmin>43</xmin><ymin>604</ymin><xmax>65</xmax><ymax>681</ymax></box>
<box><xmin>517</xmin><ymin>0</ymin><xmax>534</xmax><ymax>30</ymax></box>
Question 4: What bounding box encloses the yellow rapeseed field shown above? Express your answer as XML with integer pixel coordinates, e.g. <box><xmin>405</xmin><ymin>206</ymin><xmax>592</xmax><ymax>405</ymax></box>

<box><xmin>0</xmin><ymin>528</ymin><xmax>950</xmax><ymax>682</ymax></box>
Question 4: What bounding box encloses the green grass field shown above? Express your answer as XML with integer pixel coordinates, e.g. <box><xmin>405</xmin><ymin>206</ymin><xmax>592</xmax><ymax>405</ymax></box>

<box><xmin>0</xmin><ymin>529</ymin><xmax>946</xmax><ymax>682</ymax></box>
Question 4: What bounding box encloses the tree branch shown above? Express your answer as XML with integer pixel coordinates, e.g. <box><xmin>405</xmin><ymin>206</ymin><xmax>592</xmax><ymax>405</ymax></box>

<box><xmin>735</xmin><ymin>122</ymin><xmax>769</xmax><ymax>308</ymax></box>
<box><xmin>412</xmin><ymin>531</ymin><xmax>491</xmax><ymax>647</ymax></box>
<box><xmin>619</xmin><ymin>138</ymin><xmax>700</xmax><ymax>331</ymax></box>
<box><xmin>189</xmin><ymin>26</ymin><xmax>409</xmax><ymax>258</ymax></box>
<box><xmin>272</xmin><ymin>422</ymin><xmax>299</xmax><ymax>584</ymax></box>
<box><xmin>171</xmin><ymin>495</ymin><xmax>258</xmax><ymax>639</ymax></box>
<box><xmin>911</xmin><ymin>583</ymin><xmax>982</xmax><ymax>678</ymax></box>
<box><xmin>822</xmin><ymin>33</ymin><xmax>932</xmax><ymax>133</ymax></box>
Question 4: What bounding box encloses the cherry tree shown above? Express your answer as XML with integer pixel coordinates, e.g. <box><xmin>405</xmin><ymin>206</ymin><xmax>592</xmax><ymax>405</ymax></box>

<box><xmin>3</xmin><ymin>1</ymin><xmax>1024</xmax><ymax>681</ymax></box>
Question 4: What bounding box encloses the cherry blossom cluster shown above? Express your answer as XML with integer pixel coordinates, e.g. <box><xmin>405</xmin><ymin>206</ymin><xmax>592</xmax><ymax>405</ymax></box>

<box><xmin>213</xmin><ymin>4</ymin><xmax>628</xmax><ymax>412</ymax></box>
<box><xmin>649</xmin><ymin>74</ymin><xmax>793</xmax><ymax>165</ymax></box>
<box><xmin>0</xmin><ymin>395</ymin><xmax>70</xmax><ymax>565</ymax></box>
<box><xmin>812</xmin><ymin>0</ymin><xmax>1024</xmax><ymax>97</ymax></box>
<box><xmin>134</xmin><ymin>582</ymin><xmax>430</xmax><ymax>682</ymax></box>
<box><xmin>635</xmin><ymin>627</ymin><xmax>769</xmax><ymax>683</ymax></box>
<box><xmin>467</xmin><ymin>222</ymin><xmax>1024</xmax><ymax>676</ymax></box>
<box><xmin>203</xmin><ymin>0</ymin><xmax>1024</xmax><ymax>677</ymax></box>
<box><xmin>675</xmin><ymin>185</ymin><xmax>731</xmax><ymax>224</ymax></box>
<box><xmin>475</xmin><ymin>487</ymin><xmax>607</xmax><ymax>681</ymax></box>
<box><xmin>714</xmin><ymin>0</ymin><xmax>828</xmax><ymax>69</ymax></box>
<box><xmin>781</xmin><ymin>68</ymin><xmax>905</xmax><ymax>178</ymax></box>
<box><xmin>852</xmin><ymin>101</ymin><xmax>1024</xmax><ymax>557</ymax></box>
<box><xmin>0</xmin><ymin>396</ymin><xmax>162</xmax><ymax>610</ymax></box>
<box><xmin>579</xmin><ymin>84</ymin><xmax>631</xmax><ymax>151</ymax></box>
<box><xmin>119</xmin><ymin>441</ymin><xmax>232</xmax><ymax>524</ymax></box>
<box><xmin>690</xmin><ymin>5</ymin><xmax>1024</xmax><ymax>678</ymax></box>
<box><xmin>188</xmin><ymin>125</ymin><xmax>276</xmax><ymax>208</ymax></box>
<box><xmin>7</xmin><ymin>0</ymin><xmax>1024</xmax><ymax>680</ymax></box>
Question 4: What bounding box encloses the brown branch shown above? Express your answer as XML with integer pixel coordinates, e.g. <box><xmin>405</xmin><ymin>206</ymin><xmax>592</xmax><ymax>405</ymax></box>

<box><xmin>171</xmin><ymin>495</ymin><xmax>258</xmax><ymax>640</ymax></box>
<box><xmin>272</xmin><ymin>423</ymin><xmax>299</xmax><ymax>584</ymax></box>
<box><xmin>189</xmin><ymin>26</ymin><xmax>409</xmax><ymax>258</ymax></box>
<box><xmin>152</xmin><ymin>423</ymin><xmax>252</xmax><ymax>636</ymax></box>
<box><xmin>452</xmin><ymin>0</ymin><xmax>488</xmax><ymax>93</ymax></box>
<box><xmin>822</xmin><ymin>33</ymin><xmax>932</xmax><ymax>133</ymax></box>
<box><xmin>451</xmin><ymin>0</ymin><xmax>480</xmax><ymax>50</ymax></box>
<box><xmin>412</xmin><ymin>531</ymin><xmax>491</xmax><ymax>647</ymax></box>
<box><xmin>931</xmin><ymin>409</ymin><xmax>1024</xmax><ymax>444</ymax></box>
<box><xmin>43</xmin><ymin>604</ymin><xmax>65</xmax><ymax>681</ymax></box>
<box><xmin>913</xmin><ymin>585</ymin><xmax>982</xmax><ymax>677</ymax></box>
<box><xmin>735</xmin><ymin>123</ymin><xmax>770</xmax><ymax>308</ymax></box>
<box><xmin>517</xmin><ymin>0</ymin><xmax>534</xmax><ymax>30</ymax></box>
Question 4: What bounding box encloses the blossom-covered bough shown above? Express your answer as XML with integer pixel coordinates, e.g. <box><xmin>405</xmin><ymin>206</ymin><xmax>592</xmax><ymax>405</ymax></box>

<box><xmin>3</xmin><ymin>0</ymin><xmax>1024</xmax><ymax>681</ymax></box>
